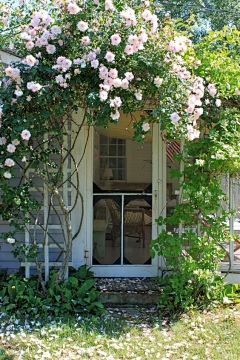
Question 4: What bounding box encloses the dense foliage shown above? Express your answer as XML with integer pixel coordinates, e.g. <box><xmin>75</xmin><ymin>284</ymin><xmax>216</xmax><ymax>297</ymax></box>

<box><xmin>160</xmin><ymin>0</ymin><xmax>240</xmax><ymax>31</ymax></box>
<box><xmin>0</xmin><ymin>265</ymin><xmax>104</xmax><ymax>316</ymax></box>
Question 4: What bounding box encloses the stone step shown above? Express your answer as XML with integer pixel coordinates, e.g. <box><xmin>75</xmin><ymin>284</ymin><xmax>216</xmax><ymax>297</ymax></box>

<box><xmin>100</xmin><ymin>291</ymin><xmax>160</xmax><ymax>305</ymax></box>
<box><xmin>95</xmin><ymin>277</ymin><xmax>161</xmax><ymax>305</ymax></box>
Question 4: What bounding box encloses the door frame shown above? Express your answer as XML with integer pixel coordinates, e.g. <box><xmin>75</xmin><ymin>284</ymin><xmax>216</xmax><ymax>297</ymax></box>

<box><xmin>85</xmin><ymin>123</ymin><xmax>166</xmax><ymax>277</ymax></box>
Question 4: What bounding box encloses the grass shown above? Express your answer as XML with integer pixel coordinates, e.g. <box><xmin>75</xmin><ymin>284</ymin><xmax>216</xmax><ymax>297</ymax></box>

<box><xmin>0</xmin><ymin>305</ymin><xmax>240</xmax><ymax>359</ymax></box>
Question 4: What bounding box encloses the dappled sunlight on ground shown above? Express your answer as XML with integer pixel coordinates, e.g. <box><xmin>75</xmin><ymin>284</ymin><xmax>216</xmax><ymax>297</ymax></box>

<box><xmin>1</xmin><ymin>306</ymin><xmax>240</xmax><ymax>359</ymax></box>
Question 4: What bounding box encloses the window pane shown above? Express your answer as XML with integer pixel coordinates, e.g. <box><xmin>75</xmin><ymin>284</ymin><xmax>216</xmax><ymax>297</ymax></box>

<box><xmin>109</xmin><ymin>145</ymin><xmax>117</xmax><ymax>156</ymax></box>
<box><xmin>118</xmin><ymin>170</ymin><xmax>125</xmax><ymax>180</ymax></box>
<box><xmin>123</xmin><ymin>196</ymin><xmax>152</xmax><ymax>265</ymax></box>
<box><xmin>112</xmin><ymin>169</ymin><xmax>117</xmax><ymax>180</ymax></box>
<box><xmin>100</xmin><ymin>145</ymin><xmax>108</xmax><ymax>156</ymax></box>
<box><xmin>109</xmin><ymin>138</ymin><xmax>117</xmax><ymax>144</ymax></box>
<box><xmin>93</xmin><ymin>197</ymin><xmax>121</xmax><ymax>265</ymax></box>
<box><xmin>100</xmin><ymin>158</ymin><xmax>108</xmax><ymax>169</ymax></box>
<box><xmin>118</xmin><ymin>145</ymin><xmax>126</xmax><ymax>156</ymax></box>
<box><xmin>118</xmin><ymin>139</ymin><xmax>126</xmax><ymax>144</ymax></box>
<box><xmin>109</xmin><ymin>158</ymin><xmax>117</xmax><ymax>168</ymax></box>
<box><xmin>117</xmin><ymin>158</ymin><xmax>125</xmax><ymax>168</ymax></box>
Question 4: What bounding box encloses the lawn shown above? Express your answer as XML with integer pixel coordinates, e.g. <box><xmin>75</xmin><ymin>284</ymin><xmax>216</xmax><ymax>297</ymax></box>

<box><xmin>0</xmin><ymin>305</ymin><xmax>240</xmax><ymax>360</ymax></box>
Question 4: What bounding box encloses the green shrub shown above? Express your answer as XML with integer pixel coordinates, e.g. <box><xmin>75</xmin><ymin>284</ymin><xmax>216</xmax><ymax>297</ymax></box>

<box><xmin>156</xmin><ymin>269</ymin><xmax>224</xmax><ymax>312</ymax></box>
<box><xmin>0</xmin><ymin>265</ymin><xmax>104</xmax><ymax>317</ymax></box>
<box><xmin>224</xmin><ymin>283</ymin><xmax>240</xmax><ymax>303</ymax></box>
<box><xmin>151</xmin><ymin>212</ymin><xmax>227</xmax><ymax>313</ymax></box>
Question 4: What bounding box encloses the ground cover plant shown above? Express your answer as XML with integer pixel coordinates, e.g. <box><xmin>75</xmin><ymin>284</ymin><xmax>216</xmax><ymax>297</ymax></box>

<box><xmin>0</xmin><ymin>265</ymin><xmax>104</xmax><ymax>316</ymax></box>
<box><xmin>0</xmin><ymin>305</ymin><xmax>240</xmax><ymax>359</ymax></box>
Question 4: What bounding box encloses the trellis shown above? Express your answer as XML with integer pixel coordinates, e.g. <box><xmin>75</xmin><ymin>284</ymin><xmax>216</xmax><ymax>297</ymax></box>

<box><xmin>21</xmin><ymin>132</ymin><xmax>73</xmax><ymax>281</ymax></box>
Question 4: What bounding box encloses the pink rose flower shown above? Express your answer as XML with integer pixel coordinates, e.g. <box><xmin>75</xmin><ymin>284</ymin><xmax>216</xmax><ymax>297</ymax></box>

<box><xmin>187</xmin><ymin>125</ymin><xmax>200</xmax><ymax>141</ymax></box>
<box><xmin>142</xmin><ymin>9</ymin><xmax>153</xmax><ymax>21</ymax></box>
<box><xmin>194</xmin><ymin>108</ymin><xmax>203</xmax><ymax>119</ymax></box>
<box><xmin>110</xmin><ymin>110</ymin><xmax>120</xmax><ymax>120</ymax></box>
<box><xmin>24</xmin><ymin>55</ymin><xmax>38</xmax><ymax>67</ymax></box>
<box><xmin>77</xmin><ymin>21</ymin><xmax>88</xmax><ymax>32</ymax></box>
<box><xmin>91</xmin><ymin>60</ymin><xmax>99</xmax><ymax>69</ymax></box>
<box><xmin>124</xmin><ymin>45</ymin><xmax>134</xmax><ymax>55</ymax></box>
<box><xmin>110</xmin><ymin>34</ymin><xmax>121</xmax><ymax>46</ymax></box>
<box><xmin>112</xmin><ymin>78</ymin><xmax>122</xmax><ymax>88</ymax></box>
<box><xmin>133</xmin><ymin>43</ymin><xmax>142</xmax><ymax>52</ymax></box>
<box><xmin>31</xmin><ymin>83</ymin><xmax>42</xmax><ymax>92</ymax></box>
<box><xmin>187</xmin><ymin>106</ymin><xmax>195</xmax><ymax>114</ymax></box>
<box><xmin>7</xmin><ymin>144</ymin><xmax>16</xmax><ymax>153</ymax></box>
<box><xmin>46</xmin><ymin>44</ymin><xmax>56</xmax><ymax>54</ymax></box>
<box><xmin>142</xmin><ymin>122</ymin><xmax>150</xmax><ymax>132</ymax></box>
<box><xmin>105</xmin><ymin>51</ymin><xmax>115</xmax><ymax>62</ymax></box>
<box><xmin>3</xmin><ymin>171</ymin><xmax>12</xmax><ymax>179</ymax></box>
<box><xmin>138</xmin><ymin>31</ymin><xmax>148</xmax><ymax>43</ymax></box>
<box><xmin>88</xmin><ymin>52</ymin><xmax>97</xmax><ymax>61</ymax></box>
<box><xmin>110</xmin><ymin>96</ymin><xmax>122</xmax><ymax>108</ymax></box>
<box><xmin>5</xmin><ymin>67</ymin><xmax>20</xmax><ymax>78</ymax></box>
<box><xmin>99</xmin><ymin>90</ymin><xmax>108</xmax><ymax>101</ymax></box>
<box><xmin>12</xmin><ymin>139</ymin><xmax>20</xmax><ymax>146</ymax></box>
<box><xmin>108</xmin><ymin>68</ymin><xmax>118</xmax><ymax>79</ymax></box>
<box><xmin>104</xmin><ymin>77</ymin><xmax>113</xmax><ymax>86</ymax></box>
<box><xmin>5</xmin><ymin>158</ymin><xmax>15</xmax><ymax>167</ymax></box>
<box><xmin>51</xmin><ymin>25</ymin><xmax>62</xmax><ymax>35</ymax></box>
<box><xmin>40</xmin><ymin>37</ymin><xmax>48</xmax><ymax>46</ymax></box>
<box><xmin>170</xmin><ymin>112</ymin><xmax>180</xmax><ymax>124</ymax></box>
<box><xmin>154</xmin><ymin>77</ymin><xmax>163</xmax><ymax>88</ymax></box>
<box><xmin>26</xmin><ymin>41</ymin><xmax>35</xmax><ymax>50</ymax></box>
<box><xmin>121</xmin><ymin>79</ymin><xmax>129</xmax><ymax>89</ymax></box>
<box><xmin>128</xmin><ymin>35</ymin><xmax>138</xmax><ymax>44</ymax></box>
<box><xmin>7</xmin><ymin>237</ymin><xmax>15</xmax><ymax>244</ymax></box>
<box><xmin>67</xmin><ymin>3</ymin><xmax>81</xmax><ymax>14</ymax></box>
<box><xmin>21</xmin><ymin>129</ymin><xmax>31</xmax><ymax>140</ymax></box>
<box><xmin>81</xmin><ymin>36</ymin><xmax>90</xmax><ymax>45</ymax></box>
<box><xmin>99</xmin><ymin>65</ymin><xmax>108</xmax><ymax>80</ymax></box>
<box><xmin>125</xmin><ymin>72</ymin><xmax>134</xmax><ymax>81</ymax></box>
<box><xmin>105</xmin><ymin>0</ymin><xmax>115</xmax><ymax>11</ymax></box>
<box><xmin>207</xmin><ymin>83</ymin><xmax>217</xmax><ymax>97</ymax></box>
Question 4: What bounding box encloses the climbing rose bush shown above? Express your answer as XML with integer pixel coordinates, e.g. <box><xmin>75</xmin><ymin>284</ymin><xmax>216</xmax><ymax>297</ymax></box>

<box><xmin>0</xmin><ymin>0</ymin><xmax>239</xmax><ymax>284</ymax></box>
<box><xmin>0</xmin><ymin>0</ymin><xmax>218</xmax><ymax>145</ymax></box>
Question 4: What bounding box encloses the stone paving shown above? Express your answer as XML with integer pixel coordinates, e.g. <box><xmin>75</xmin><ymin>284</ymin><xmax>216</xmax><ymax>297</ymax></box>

<box><xmin>95</xmin><ymin>277</ymin><xmax>162</xmax><ymax>294</ymax></box>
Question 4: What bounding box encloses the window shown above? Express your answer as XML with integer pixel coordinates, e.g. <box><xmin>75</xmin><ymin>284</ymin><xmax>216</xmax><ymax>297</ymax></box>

<box><xmin>99</xmin><ymin>135</ymin><xmax>126</xmax><ymax>181</ymax></box>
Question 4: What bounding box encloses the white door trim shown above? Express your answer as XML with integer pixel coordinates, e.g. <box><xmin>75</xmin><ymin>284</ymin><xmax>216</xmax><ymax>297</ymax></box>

<box><xmin>85</xmin><ymin>123</ymin><xmax>165</xmax><ymax>277</ymax></box>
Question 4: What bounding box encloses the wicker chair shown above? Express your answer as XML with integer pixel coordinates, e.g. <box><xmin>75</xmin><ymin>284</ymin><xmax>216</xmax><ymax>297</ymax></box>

<box><xmin>105</xmin><ymin>199</ymin><xmax>146</xmax><ymax>247</ymax></box>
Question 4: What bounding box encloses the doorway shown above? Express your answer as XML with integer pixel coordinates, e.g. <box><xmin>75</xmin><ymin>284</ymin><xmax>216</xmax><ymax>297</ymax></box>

<box><xmin>87</xmin><ymin>113</ymin><xmax>165</xmax><ymax>277</ymax></box>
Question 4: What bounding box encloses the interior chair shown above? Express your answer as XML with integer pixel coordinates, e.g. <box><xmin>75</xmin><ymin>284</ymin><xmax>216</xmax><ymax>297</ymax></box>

<box><xmin>105</xmin><ymin>199</ymin><xmax>146</xmax><ymax>247</ymax></box>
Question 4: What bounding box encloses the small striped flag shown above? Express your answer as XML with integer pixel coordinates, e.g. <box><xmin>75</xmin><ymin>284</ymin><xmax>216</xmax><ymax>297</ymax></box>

<box><xmin>166</xmin><ymin>141</ymin><xmax>180</xmax><ymax>161</ymax></box>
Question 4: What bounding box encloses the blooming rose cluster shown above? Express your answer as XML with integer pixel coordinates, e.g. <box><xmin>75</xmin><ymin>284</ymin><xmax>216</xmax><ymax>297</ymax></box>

<box><xmin>53</xmin><ymin>56</ymin><xmax>72</xmax><ymax>72</ymax></box>
<box><xmin>5</xmin><ymin>66</ymin><xmax>20</xmax><ymax>81</ymax></box>
<box><xmin>27</xmin><ymin>82</ymin><xmax>42</xmax><ymax>92</ymax></box>
<box><xmin>0</xmin><ymin>130</ymin><xmax>31</xmax><ymax>179</ymax></box>
<box><xmin>19</xmin><ymin>10</ymin><xmax>62</xmax><ymax>55</ymax></box>
<box><xmin>1</xmin><ymin>0</ymin><xmax>224</xmax><ymax>188</ymax></box>
<box><xmin>22</xmin><ymin>55</ymin><xmax>38</xmax><ymax>67</ymax></box>
<box><xmin>56</xmin><ymin>74</ymin><xmax>70</xmax><ymax>88</ymax></box>
<box><xmin>168</xmin><ymin>36</ymin><xmax>192</xmax><ymax>54</ymax></box>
